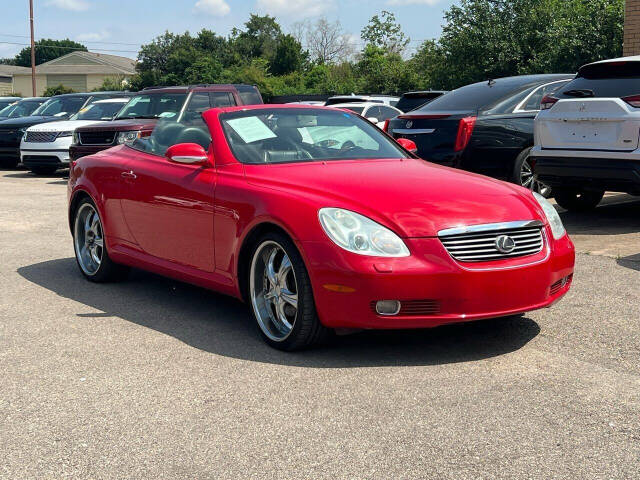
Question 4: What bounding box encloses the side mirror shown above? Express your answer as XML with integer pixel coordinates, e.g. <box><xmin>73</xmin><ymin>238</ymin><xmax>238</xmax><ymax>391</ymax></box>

<box><xmin>165</xmin><ymin>143</ymin><xmax>209</xmax><ymax>165</ymax></box>
<box><xmin>396</xmin><ymin>138</ymin><xmax>418</xmax><ymax>154</ymax></box>
<box><xmin>366</xmin><ymin>117</ymin><xmax>379</xmax><ymax>125</ymax></box>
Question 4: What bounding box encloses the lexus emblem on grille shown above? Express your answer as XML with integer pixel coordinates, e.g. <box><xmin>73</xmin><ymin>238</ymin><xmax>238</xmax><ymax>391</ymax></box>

<box><xmin>406</xmin><ymin>120</ymin><xmax>413</xmax><ymax>128</ymax></box>
<box><xmin>495</xmin><ymin>235</ymin><xmax>516</xmax><ymax>254</ymax></box>
<box><xmin>579</xmin><ymin>103</ymin><xmax>586</xmax><ymax>112</ymax></box>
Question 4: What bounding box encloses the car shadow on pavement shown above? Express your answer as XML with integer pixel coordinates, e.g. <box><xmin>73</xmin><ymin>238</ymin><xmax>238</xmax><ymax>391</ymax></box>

<box><xmin>557</xmin><ymin>194</ymin><xmax>640</xmax><ymax>236</ymax></box>
<box><xmin>2</xmin><ymin>170</ymin><xmax>68</xmax><ymax>180</ymax></box>
<box><xmin>617</xmin><ymin>253</ymin><xmax>640</xmax><ymax>272</ymax></box>
<box><xmin>18</xmin><ymin>258</ymin><xmax>540</xmax><ymax>368</ymax></box>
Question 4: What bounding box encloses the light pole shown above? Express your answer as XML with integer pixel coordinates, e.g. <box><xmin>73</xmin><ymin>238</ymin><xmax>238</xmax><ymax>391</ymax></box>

<box><xmin>29</xmin><ymin>0</ymin><xmax>36</xmax><ymax>96</ymax></box>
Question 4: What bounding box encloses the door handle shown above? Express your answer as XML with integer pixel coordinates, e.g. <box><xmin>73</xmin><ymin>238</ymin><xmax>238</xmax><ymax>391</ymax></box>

<box><xmin>121</xmin><ymin>170</ymin><xmax>137</xmax><ymax>180</ymax></box>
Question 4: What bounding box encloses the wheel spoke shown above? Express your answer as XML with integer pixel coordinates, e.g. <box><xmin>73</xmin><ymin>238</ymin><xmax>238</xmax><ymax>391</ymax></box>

<box><xmin>522</xmin><ymin>176</ymin><xmax>534</xmax><ymax>188</ymax></box>
<box><xmin>84</xmin><ymin>211</ymin><xmax>92</xmax><ymax>234</ymax></box>
<box><xmin>93</xmin><ymin>236</ymin><xmax>104</xmax><ymax>248</ymax></box>
<box><xmin>280</xmin><ymin>288</ymin><xmax>298</xmax><ymax>309</ymax></box>
<box><xmin>277</xmin><ymin>254</ymin><xmax>292</xmax><ymax>284</ymax></box>
<box><xmin>274</xmin><ymin>300</ymin><xmax>293</xmax><ymax>331</ymax></box>
<box><xmin>266</xmin><ymin>248</ymin><xmax>278</xmax><ymax>286</ymax></box>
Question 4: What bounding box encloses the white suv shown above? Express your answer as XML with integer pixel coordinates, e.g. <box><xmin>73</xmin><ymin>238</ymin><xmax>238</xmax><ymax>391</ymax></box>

<box><xmin>531</xmin><ymin>56</ymin><xmax>640</xmax><ymax>211</ymax></box>
<box><xmin>21</xmin><ymin>97</ymin><xmax>130</xmax><ymax>174</ymax></box>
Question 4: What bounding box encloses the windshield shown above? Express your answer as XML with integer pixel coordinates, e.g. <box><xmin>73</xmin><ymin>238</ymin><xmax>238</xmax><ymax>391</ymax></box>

<box><xmin>71</xmin><ymin>102</ymin><xmax>125</xmax><ymax>121</ymax></box>
<box><xmin>341</xmin><ymin>106</ymin><xmax>365</xmax><ymax>114</ymax></box>
<box><xmin>115</xmin><ymin>93</ymin><xmax>187</xmax><ymax>120</ymax></box>
<box><xmin>220</xmin><ymin>108</ymin><xmax>408</xmax><ymax>164</ymax></box>
<box><xmin>32</xmin><ymin>96</ymin><xmax>87</xmax><ymax>117</ymax></box>
<box><xmin>0</xmin><ymin>100</ymin><xmax>44</xmax><ymax>118</ymax></box>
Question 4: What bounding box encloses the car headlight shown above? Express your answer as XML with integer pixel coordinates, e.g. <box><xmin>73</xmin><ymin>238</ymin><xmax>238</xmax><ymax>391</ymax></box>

<box><xmin>19</xmin><ymin>128</ymin><xmax>27</xmax><ymax>140</ymax></box>
<box><xmin>318</xmin><ymin>207</ymin><xmax>410</xmax><ymax>257</ymax></box>
<box><xmin>72</xmin><ymin>132</ymin><xmax>79</xmax><ymax>144</ymax></box>
<box><xmin>533</xmin><ymin>192</ymin><xmax>566</xmax><ymax>240</ymax></box>
<box><xmin>57</xmin><ymin>131</ymin><xmax>73</xmax><ymax>137</ymax></box>
<box><xmin>117</xmin><ymin>131</ymin><xmax>140</xmax><ymax>144</ymax></box>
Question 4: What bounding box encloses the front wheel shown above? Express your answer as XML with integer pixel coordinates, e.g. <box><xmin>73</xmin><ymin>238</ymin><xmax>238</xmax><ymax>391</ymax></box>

<box><xmin>553</xmin><ymin>188</ymin><xmax>604</xmax><ymax>212</ymax></box>
<box><xmin>0</xmin><ymin>158</ymin><xmax>19</xmax><ymax>169</ymax></box>
<box><xmin>248</xmin><ymin>232</ymin><xmax>328</xmax><ymax>350</ymax></box>
<box><xmin>512</xmin><ymin>148</ymin><xmax>552</xmax><ymax>198</ymax></box>
<box><xmin>73</xmin><ymin>198</ymin><xmax>129</xmax><ymax>282</ymax></box>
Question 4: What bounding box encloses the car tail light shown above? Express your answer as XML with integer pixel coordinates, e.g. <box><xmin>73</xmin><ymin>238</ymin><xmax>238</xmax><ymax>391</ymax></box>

<box><xmin>622</xmin><ymin>94</ymin><xmax>640</xmax><ymax>108</ymax></box>
<box><xmin>540</xmin><ymin>95</ymin><xmax>559</xmax><ymax>110</ymax></box>
<box><xmin>454</xmin><ymin>116</ymin><xmax>476</xmax><ymax>152</ymax></box>
<box><xmin>383</xmin><ymin>119</ymin><xmax>390</xmax><ymax>132</ymax></box>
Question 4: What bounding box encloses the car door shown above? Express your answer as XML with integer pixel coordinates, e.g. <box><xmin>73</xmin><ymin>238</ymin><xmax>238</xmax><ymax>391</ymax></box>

<box><xmin>119</xmin><ymin>116</ymin><xmax>216</xmax><ymax>272</ymax></box>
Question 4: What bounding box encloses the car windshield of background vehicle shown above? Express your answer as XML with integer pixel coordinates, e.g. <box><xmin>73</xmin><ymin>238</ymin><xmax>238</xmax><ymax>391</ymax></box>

<box><xmin>32</xmin><ymin>97</ymin><xmax>86</xmax><ymax>117</ymax></box>
<box><xmin>115</xmin><ymin>93</ymin><xmax>188</xmax><ymax>120</ymax></box>
<box><xmin>71</xmin><ymin>102</ymin><xmax>126</xmax><ymax>121</ymax></box>
<box><xmin>220</xmin><ymin>108</ymin><xmax>408</xmax><ymax>164</ymax></box>
<box><xmin>0</xmin><ymin>100</ymin><xmax>43</xmax><ymax>118</ymax></box>
<box><xmin>342</xmin><ymin>106</ymin><xmax>365</xmax><ymax>114</ymax></box>
<box><xmin>557</xmin><ymin>77</ymin><xmax>640</xmax><ymax>98</ymax></box>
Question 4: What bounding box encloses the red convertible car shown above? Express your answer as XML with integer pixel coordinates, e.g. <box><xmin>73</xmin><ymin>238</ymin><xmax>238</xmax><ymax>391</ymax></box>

<box><xmin>68</xmin><ymin>105</ymin><xmax>574</xmax><ymax>350</ymax></box>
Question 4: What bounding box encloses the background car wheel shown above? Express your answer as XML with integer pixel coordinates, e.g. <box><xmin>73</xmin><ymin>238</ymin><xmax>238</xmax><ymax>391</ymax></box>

<box><xmin>248</xmin><ymin>232</ymin><xmax>328</xmax><ymax>351</ymax></box>
<box><xmin>0</xmin><ymin>158</ymin><xmax>19</xmax><ymax>169</ymax></box>
<box><xmin>30</xmin><ymin>166</ymin><xmax>58</xmax><ymax>175</ymax></box>
<box><xmin>512</xmin><ymin>147</ymin><xmax>552</xmax><ymax>198</ymax></box>
<box><xmin>553</xmin><ymin>188</ymin><xmax>604</xmax><ymax>212</ymax></box>
<box><xmin>73</xmin><ymin>198</ymin><xmax>129</xmax><ymax>282</ymax></box>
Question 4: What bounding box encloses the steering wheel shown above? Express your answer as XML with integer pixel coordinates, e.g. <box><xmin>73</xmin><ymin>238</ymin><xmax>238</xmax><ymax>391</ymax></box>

<box><xmin>340</xmin><ymin>140</ymin><xmax>356</xmax><ymax>151</ymax></box>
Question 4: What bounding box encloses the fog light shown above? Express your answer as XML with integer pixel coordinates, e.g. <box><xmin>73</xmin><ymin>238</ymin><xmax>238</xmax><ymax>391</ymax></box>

<box><xmin>375</xmin><ymin>300</ymin><xmax>401</xmax><ymax>316</ymax></box>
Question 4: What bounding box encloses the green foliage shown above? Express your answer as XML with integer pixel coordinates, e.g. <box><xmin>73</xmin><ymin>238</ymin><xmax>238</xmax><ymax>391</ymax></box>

<box><xmin>361</xmin><ymin>11</ymin><xmax>409</xmax><ymax>54</ymax></box>
<box><xmin>43</xmin><ymin>84</ymin><xmax>75</xmax><ymax>97</ymax></box>
<box><xmin>130</xmin><ymin>3</ymin><xmax>624</xmax><ymax>97</ymax></box>
<box><xmin>13</xmin><ymin>39</ymin><xmax>87</xmax><ymax>67</ymax></box>
<box><xmin>416</xmin><ymin>0</ymin><xmax>624</xmax><ymax>89</ymax></box>
<box><xmin>93</xmin><ymin>75</ymin><xmax>128</xmax><ymax>91</ymax></box>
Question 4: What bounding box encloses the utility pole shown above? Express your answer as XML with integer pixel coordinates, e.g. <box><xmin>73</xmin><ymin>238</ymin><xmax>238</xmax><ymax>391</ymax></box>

<box><xmin>29</xmin><ymin>0</ymin><xmax>36</xmax><ymax>96</ymax></box>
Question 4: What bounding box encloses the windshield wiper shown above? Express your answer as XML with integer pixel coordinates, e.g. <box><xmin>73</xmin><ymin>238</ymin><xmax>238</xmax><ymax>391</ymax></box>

<box><xmin>563</xmin><ymin>89</ymin><xmax>595</xmax><ymax>98</ymax></box>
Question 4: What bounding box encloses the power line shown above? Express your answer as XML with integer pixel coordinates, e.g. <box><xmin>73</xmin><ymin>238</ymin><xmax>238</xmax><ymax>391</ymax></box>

<box><xmin>0</xmin><ymin>41</ymin><xmax>138</xmax><ymax>54</ymax></box>
<box><xmin>0</xmin><ymin>33</ymin><xmax>141</xmax><ymax>47</ymax></box>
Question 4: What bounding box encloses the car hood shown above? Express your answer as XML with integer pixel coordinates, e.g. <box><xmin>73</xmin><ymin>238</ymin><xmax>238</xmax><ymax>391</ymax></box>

<box><xmin>244</xmin><ymin>158</ymin><xmax>543</xmax><ymax>238</ymax></box>
<box><xmin>75</xmin><ymin>118</ymin><xmax>157</xmax><ymax>133</ymax></box>
<box><xmin>27</xmin><ymin>120</ymin><xmax>108</xmax><ymax>133</ymax></box>
<box><xmin>0</xmin><ymin>115</ymin><xmax>62</xmax><ymax>129</ymax></box>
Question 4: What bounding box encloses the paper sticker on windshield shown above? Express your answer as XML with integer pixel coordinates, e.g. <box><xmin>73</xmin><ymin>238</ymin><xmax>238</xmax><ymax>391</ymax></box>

<box><xmin>158</xmin><ymin>111</ymin><xmax>176</xmax><ymax>118</ymax></box>
<box><xmin>226</xmin><ymin>117</ymin><xmax>277</xmax><ymax>144</ymax></box>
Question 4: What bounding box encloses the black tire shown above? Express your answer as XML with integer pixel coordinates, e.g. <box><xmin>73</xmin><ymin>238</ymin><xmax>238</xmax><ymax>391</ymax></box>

<box><xmin>511</xmin><ymin>147</ymin><xmax>552</xmax><ymax>198</ymax></box>
<box><xmin>0</xmin><ymin>158</ymin><xmax>19</xmax><ymax>169</ymax></box>
<box><xmin>247</xmin><ymin>231</ymin><xmax>329</xmax><ymax>351</ymax></box>
<box><xmin>30</xmin><ymin>166</ymin><xmax>58</xmax><ymax>175</ymax></box>
<box><xmin>553</xmin><ymin>188</ymin><xmax>604</xmax><ymax>212</ymax></box>
<box><xmin>72</xmin><ymin>197</ymin><xmax>129</xmax><ymax>283</ymax></box>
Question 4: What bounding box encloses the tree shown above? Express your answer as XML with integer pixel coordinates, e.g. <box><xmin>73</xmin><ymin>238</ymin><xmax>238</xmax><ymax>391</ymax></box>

<box><xmin>231</xmin><ymin>14</ymin><xmax>282</xmax><ymax>61</ymax></box>
<box><xmin>270</xmin><ymin>35</ymin><xmax>305</xmax><ymax>75</ymax></box>
<box><xmin>295</xmin><ymin>18</ymin><xmax>354</xmax><ymax>64</ymax></box>
<box><xmin>13</xmin><ymin>39</ymin><xmax>87</xmax><ymax>67</ymax></box>
<box><xmin>416</xmin><ymin>0</ymin><xmax>623</xmax><ymax>89</ymax></box>
<box><xmin>361</xmin><ymin>11</ymin><xmax>409</xmax><ymax>55</ymax></box>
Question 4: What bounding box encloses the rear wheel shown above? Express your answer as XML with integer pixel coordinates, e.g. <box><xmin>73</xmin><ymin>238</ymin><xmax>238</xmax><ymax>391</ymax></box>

<box><xmin>30</xmin><ymin>166</ymin><xmax>58</xmax><ymax>175</ymax></box>
<box><xmin>248</xmin><ymin>232</ymin><xmax>328</xmax><ymax>350</ymax></box>
<box><xmin>553</xmin><ymin>188</ymin><xmax>604</xmax><ymax>212</ymax></box>
<box><xmin>73</xmin><ymin>198</ymin><xmax>129</xmax><ymax>282</ymax></box>
<box><xmin>512</xmin><ymin>147</ymin><xmax>551</xmax><ymax>197</ymax></box>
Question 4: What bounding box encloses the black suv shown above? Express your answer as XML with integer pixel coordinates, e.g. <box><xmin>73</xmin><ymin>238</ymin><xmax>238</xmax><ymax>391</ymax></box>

<box><xmin>385</xmin><ymin>74</ymin><xmax>574</xmax><ymax>195</ymax></box>
<box><xmin>0</xmin><ymin>91</ymin><xmax>130</xmax><ymax>168</ymax></box>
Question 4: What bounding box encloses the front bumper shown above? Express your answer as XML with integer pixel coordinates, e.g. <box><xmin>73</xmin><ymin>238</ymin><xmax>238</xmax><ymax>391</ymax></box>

<box><xmin>533</xmin><ymin>155</ymin><xmax>640</xmax><ymax>194</ymax></box>
<box><xmin>302</xmin><ymin>229</ymin><xmax>575</xmax><ymax>329</ymax></box>
<box><xmin>20</xmin><ymin>137</ymin><xmax>72</xmax><ymax>168</ymax></box>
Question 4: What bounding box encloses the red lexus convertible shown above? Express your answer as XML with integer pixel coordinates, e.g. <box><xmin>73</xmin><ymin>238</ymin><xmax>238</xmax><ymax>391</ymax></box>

<box><xmin>68</xmin><ymin>105</ymin><xmax>574</xmax><ymax>350</ymax></box>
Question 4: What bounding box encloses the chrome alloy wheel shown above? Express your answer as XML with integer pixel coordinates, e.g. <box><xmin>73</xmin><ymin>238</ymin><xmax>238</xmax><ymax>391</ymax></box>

<box><xmin>74</xmin><ymin>203</ymin><xmax>104</xmax><ymax>276</ymax></box>
<box><xmin>250</xmin><ymin>241</ymin><xmax>299</xmax><ymax>342</ymax></box>
<box><xmin>520</xmin><ymin>156</ymin><xmax>551</xmax><ymax>197</ymax></box>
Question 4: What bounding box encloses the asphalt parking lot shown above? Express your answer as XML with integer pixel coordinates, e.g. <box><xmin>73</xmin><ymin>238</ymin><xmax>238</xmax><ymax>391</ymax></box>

<box><xmin>1</xmin><ymin>168</ymin><xmax>639</xmax><ymax>479</ymax></box>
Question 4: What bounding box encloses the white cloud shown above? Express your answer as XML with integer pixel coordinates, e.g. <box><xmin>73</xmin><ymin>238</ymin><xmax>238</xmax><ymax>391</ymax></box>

<box><xmin>76</xmin><ymin>30</ymin><xmax>110</xmax><ymax>42</ymax></box>
<box><xmin>193</xmin><ymin>0</ymin><xmax>231</xmax><ymax>16</ymax></box>
<box><xmin>45</xmin><ymin>0</ymin><xmax>90</xmax><ymax>11</ymax></box>
<box><xmin>256</xmin><ymin>0</ymin><xmax>333</xmax><ymax>19</ymax></box>
<box><xmin>387</xmin><ymin>0</ymin><xmax>441</xmax><ymax>5</ymax></box>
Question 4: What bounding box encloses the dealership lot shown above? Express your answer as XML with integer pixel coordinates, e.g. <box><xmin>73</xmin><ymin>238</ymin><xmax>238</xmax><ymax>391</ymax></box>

<box><xmin>1</xmin><ymin>169</ymin><xmax>639</xmax><ymax>478</ymax></box>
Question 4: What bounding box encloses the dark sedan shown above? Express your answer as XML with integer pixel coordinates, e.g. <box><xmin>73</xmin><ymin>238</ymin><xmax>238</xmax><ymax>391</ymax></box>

<box><xmin>385</xmin><ymin>74</ymin><xmax>574</xmax><ymax>195</ymax></box>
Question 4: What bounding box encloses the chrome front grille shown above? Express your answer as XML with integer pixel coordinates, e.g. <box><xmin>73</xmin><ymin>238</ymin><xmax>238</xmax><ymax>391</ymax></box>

<box><xmin>24</xmin><ymin>131</ymin><xmax>58</xmax><ymax>143</ymax></box>
<box><xmin>438</xmin><ymin>220</ymin><xmax>545</xmax><ymax>262</ymax></box>
<box><xmin>78</xmin><ymin>131</ymin><xmax>115</xmax><ymax>145</ymax></box>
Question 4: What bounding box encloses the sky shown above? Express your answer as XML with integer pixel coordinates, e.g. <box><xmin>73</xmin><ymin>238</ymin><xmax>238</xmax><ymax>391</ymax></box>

<box><xmin>1</xmin><ymin>0</ymin><xmax>459</xmax><ymax>60</ymax></box>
